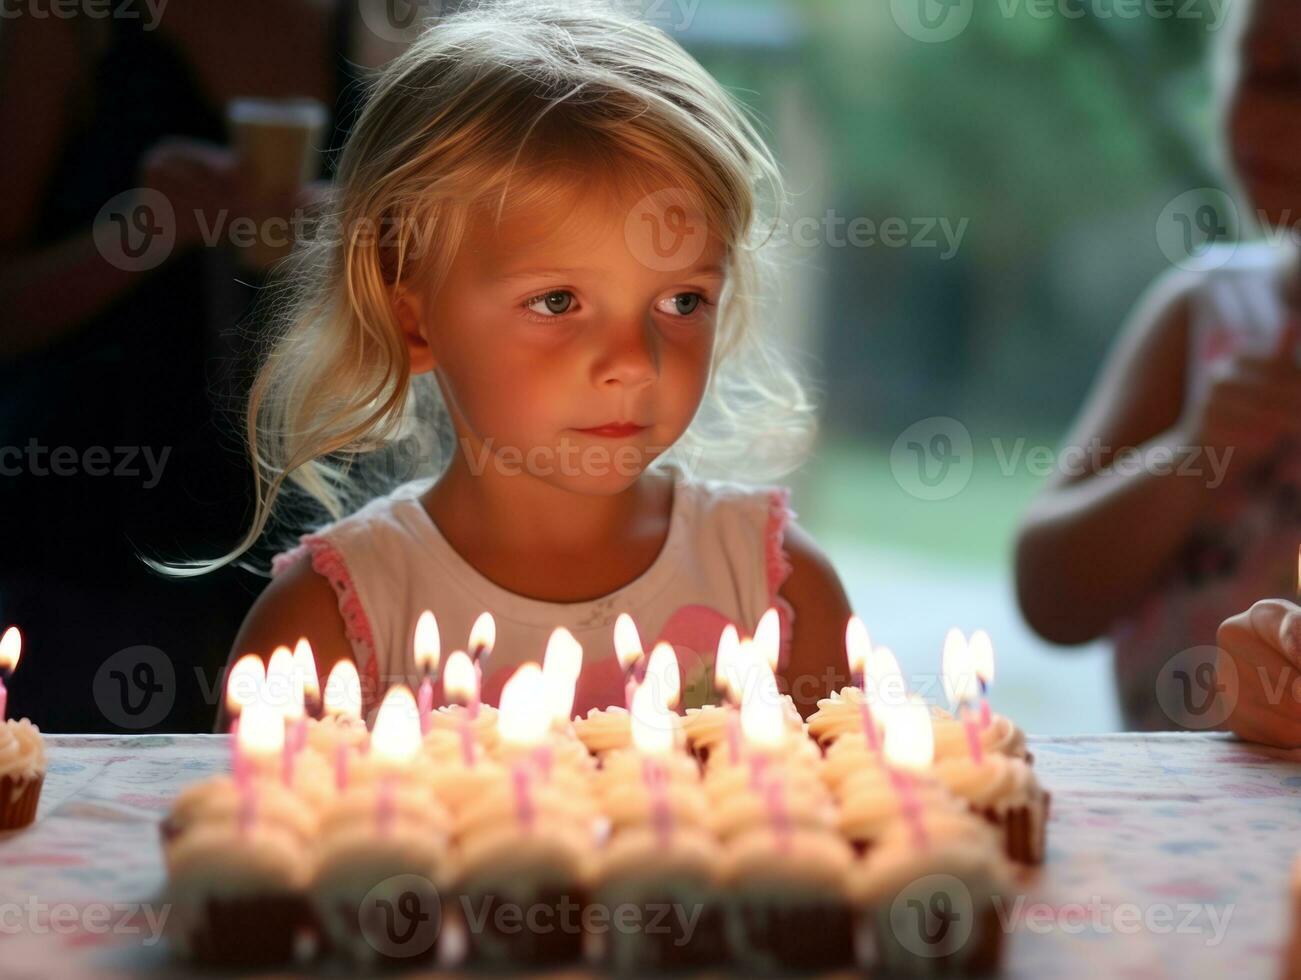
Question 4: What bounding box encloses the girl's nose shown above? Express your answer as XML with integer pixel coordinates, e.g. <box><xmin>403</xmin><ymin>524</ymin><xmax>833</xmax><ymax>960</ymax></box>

<box><xmin>594</xmin><ymin>319</ymin><xmax>659</xmax><ymax>389</ymax></box>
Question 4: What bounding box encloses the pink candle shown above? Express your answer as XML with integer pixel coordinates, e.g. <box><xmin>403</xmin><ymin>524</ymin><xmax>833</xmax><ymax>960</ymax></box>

<box><xmin>886</xmin><ymin>766</ymin><xmax>929</xmax><ymax>851</ymax></box>
<box><xmin>458</xmin><ymin>717</ymin><xmax>475</xmax><ymax>767</ymax></box>
<box><xmin>747</xmin><ymin>751</ymin><xmax>769</xmax><ymax>793</ymax></box>
<box><xmin>417</xmin><ymin>677</ymin><xmax>433</xmax><ymax>736</ymax></box>
<box><xmin>643</xmin><ymin>757</ymin><xmax>673</xmax><ymax>846</ymax></box>
<box><xmin>763</xmin><ymin>775</ymin><xmax>792</xmax><ymax>852</ymax></box>
<box><xmin>858</xmin><ymin>699</ymin><xmax>880</xmax><ymax>754</ymax></box>
<box><xmin>229</xmin><ymin>715</ymin><xmax>246</xmax><ymax>788</ymax></box>
<box><xmin>960</xmin><ymin>702</ymin><xmax>985</xmax><ymax>764</ymax></box>
<box><xmin>725</xmin><ymin>706</ymin><xmax>741</xmax><ymax>765</ymax></box>
<box><xmin>281</xmin><ymin>721</ymin><xmax>295</xmax><ymax>788</ymax></box>
<box><xmin>238</xmin><ymin>781</ymin><xmax>257</xmax><ymax>836</ymax></box>
<box><xmin>377</xmin><ymin>774</ymin><xmax>395</xmax><ymax>837</ymax></box>
<box><xmin>512</xmin><ymin>762</ymin><xmax>535</xmax><ymax>831</ymax></box>
<box><xmin>979</xmin><ymin>678</ymin><xmax>992</xmax><ymax>729</ymax></box>
<box><xmin>0</xmin><ymin>674</ymin><xmax>8</xmax><ymax>722</ymax></box>
<box><xmin>334</xmin><ymin>742</ymin><xmax>349</xmax><ymax>793</ymax></box>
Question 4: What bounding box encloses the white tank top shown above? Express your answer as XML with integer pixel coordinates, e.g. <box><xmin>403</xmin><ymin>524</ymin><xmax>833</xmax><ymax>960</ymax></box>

<box><xmin>270</xmin><ymin>463</ymin><xmax>797</xmax><ymax>720</ymax></box>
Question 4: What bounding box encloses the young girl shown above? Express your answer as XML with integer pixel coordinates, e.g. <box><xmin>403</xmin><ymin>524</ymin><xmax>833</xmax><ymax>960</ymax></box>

<box><xmin>1014</xmin><ymin>0</ymin><xmax>1301</xmax><ymax>740</ymax></box>
<box><xmin>176</xmin><ymin>0</ymin><xmax>853</xmax><ymax>725</ymax></box>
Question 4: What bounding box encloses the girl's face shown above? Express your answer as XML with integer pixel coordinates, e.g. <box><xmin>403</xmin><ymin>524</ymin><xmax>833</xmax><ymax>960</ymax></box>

<box><xmin>1225</xmin><ymin>0</ymin><xmax>1301</xmax><ymax>227</ymax></box>
<box><xmin>417</xmin><ymin>177</ymin><xmax>726</xmax><ymax>495</ymax></box>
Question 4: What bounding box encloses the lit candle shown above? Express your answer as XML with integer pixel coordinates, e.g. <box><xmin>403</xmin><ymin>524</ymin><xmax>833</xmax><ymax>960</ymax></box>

<box><xmin>443</xmin><ymin>650</ymin><xmax>479</xmax><ymax>767</ymax></box>
<box><xmin>763</xmin><ymin>772</ymin><xmax>792</xmax><ymax>851</ymax></box>
<box><xmin>542</xmin><ymin>627</ymin><xmax>582</xmax><ymax>732</ymax></box>
<box><xmin>469</xmin><ymin>611</ymin><xmax>496</xmax><ymax>665</ymax></box>
<box><xmin>753</xmin><ymin>607</ymin><xmax>782</xmax><ymax>673</ymax></box>
<box><xmin>236</xmin><ymin>701</ymin><xmax>285</xmax><ymax>790</ymax></box>
<box><xmin>0</xmin><ymin>626</ymin><xmax>20</xmax><ymax>722</ymax></box>
<box><xmin>714</xmin><ymin>624</ymin><xmax>743</xmax><ymax>764</ymax></box>
<box><xmin>643</xmin><ymin>641</ymin><xmax>681</xmax><ymax>712</ymax></box>
<box><xmin>881</xmin><ymin>695</ymin><xmax>935</xmax><ymax>850</ymax></box>
<box><xmin>413</xmin><ymin>610</ymin><xmax>441</xmax><ymax>736</ymax></box>
<box><xmin>630</xmin><ymin>681</ymin><xmax>677</xmax><ymax>846</ymax></box>
<box><xmin>941</xmin><ymin>628</ymin><xmax>984</xmax><ymax>764</ymax></box>
<box><xmin>738</xmin><ymin>656</ymin><xmax>784</xmax><ymax>790</ymax></box>
<box><xmin>323</xmin><ymin>659</ymin><xmax>362</xmax><ymax>792</ymax></box>
<box><xmin>845</xmin><ymin>616</ymin><xmax>880</xmax><ymax>753</ymax></box>
<box><xmin>265</xmin><ymin>645</ymin><xmax>304</xmax><ymax>785</ymax></box>
<box><xmin>293</xmin><ymin>637</ymin><xmax>320</xmax><ymax>719</ymax></box>
<box><xmin>497</xmin><ymin>663</ymin><xmax>552</xmax><ymax>780</ymax></box>
<box><xmin>614</xmin><ymin>612</ymin><xmax>645</xmax><ymax>710</ymax></box>
<box><xmin>369</xmin><ymin>685</ymin><xmax>422</xmax><ymax>772</ymax></box>
<box><xmin>969</xmin><ymin>629</ymin><xmax>995</xmax><ymax>729</ymax></box>
<box><xmin>225</xmin><ymin>654</ymin><xmax>266</xmax><ymax>785</ymax></box>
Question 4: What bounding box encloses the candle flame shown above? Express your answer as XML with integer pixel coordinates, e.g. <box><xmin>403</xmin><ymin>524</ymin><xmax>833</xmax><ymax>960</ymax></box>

<box><xmin>644</xmin><ymin>642</ymin><xmax>681</xmax><ymax>709</ymax></box>
<box><xmin>845</xmin><ymin>615</ymin><xmax>871</xmax><ymax>678</ymax></box>
<box><xmin>225</xmin><ymin>654</ymin><xmax>266</xmax><ymax>715</ymax></box>
<box><xmin>414</xmin><ymin>610</ymin><xmax>441</xmax><ymax>675</ymax></box>
<box><xmin>881</xmin><ymin>695</ymin><xmax>934</xmax><ymax>771</ymax></box>
<box><xmin>468</xmin><ymin>611</ymin><xmax>496</xmax><ymax>662</ymax></box>
<box><xmin>738</xmin><ymin>659</ymin><xmax>784</xmax><ymax>749</ymax></box>
<box><xmin>630</xmin><ymin>681</ymin><xmax>675</xmax><ymax>755</ymax></box>
<box><xmin>236</xmin><ymin>701</ymin><xmax>285</xmax><ymax>757</ymax></box>
<box><xmin>322</xmin><ymin>659</ymin><xmax>362</xmax><ymax>720</ymax></box>
<box><xmin>265</xmin><ymin>644</ymin><xmax>304</xmax><ymax>719</ymax></box>
<box><xmin>715</xmin><ymin>623</ymin><xmax>740</xmax><ymax>698</ymax></box>
<box><xmin>614</xmin><ymin>613</ymin><xmax>643</xmax><ymax>674</ymax></box>
<box><xmin>370</xmin><ymin>685</ymin><xmax>421</xmax><ymax>763</ymax></box>
<box><xmin>940</xmin><ymin>628</ymin><xmax>979</xmax><ymax>707</ymax></box>
<box><xmin>292</xmin><ymin>637</ymin><xmax>319</xmax><ymax>700</ymax></box>
<box><xmin>753</xmin><ymin>607</ymin><xmax>781</xmax><ymax>672</ymax></box>
<box><xmin>542</xmin><ymin>628</ymin><xmax>582</xmax><ymax>724</ymax></box>
<box><xmin>443</xmin><ymin>650</ymin><xmax>478</xmax><ymax>705</ymax></box>
<box><xmin>497</xmin><ymin>662</ymin><xmax>549</xmax><ymax>747</ymax></box>
<box><xmin>867</xmin><ymin>645</ymin><xmax>906</xmax><ymax>708</ymax></box>
<box><xmin>0</xmin><ymin>626</ymin><xmax>21</xmax><ymax>673</ymax></box>
<box><xmin>969</xmin><ymin>629</ymin><xmax>995</xmax><ymax>687</ymax></box>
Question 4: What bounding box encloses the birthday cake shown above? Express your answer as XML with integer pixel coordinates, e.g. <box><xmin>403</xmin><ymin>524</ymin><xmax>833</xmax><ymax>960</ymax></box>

<box><xmin>160</xmin><ymin>613</ymin><xmax>1046</xmax><ymax>972</ymax></box>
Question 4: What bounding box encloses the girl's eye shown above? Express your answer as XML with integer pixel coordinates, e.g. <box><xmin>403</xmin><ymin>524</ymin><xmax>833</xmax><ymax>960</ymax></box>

<box><xmin>657</xmin><ymin>292</ymin><xmax>709</xmax><ymax>318</ymax></box>
<box><xmin>524</xmin><ymin>289</ymin><xmax>576</xmax><ymax>318</ymax></box>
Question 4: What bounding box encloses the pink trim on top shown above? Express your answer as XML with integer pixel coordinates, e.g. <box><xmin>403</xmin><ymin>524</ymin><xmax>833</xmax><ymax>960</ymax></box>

<box><xmin>765</xmin><ymin>486</ymin><xmax>797</xmax><ymax>673</ymax></box>
<box><xmin>271</xmin><ymin>536</ymin><xmax>381</xmax><ymax>719</ymax></box>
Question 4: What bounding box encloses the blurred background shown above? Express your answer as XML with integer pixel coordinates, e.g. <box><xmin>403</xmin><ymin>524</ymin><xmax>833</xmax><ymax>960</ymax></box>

<box><xmin>0</xmin><ymin>0</ymin><xmax>1238</xmax><ymax>732</ymax></box>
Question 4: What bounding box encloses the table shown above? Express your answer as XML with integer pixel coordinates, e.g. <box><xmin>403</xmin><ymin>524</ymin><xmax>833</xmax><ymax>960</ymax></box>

<box><xmin>1</xmin><ymin>733</ymin><xmax>1299</xmax><ymax>978</ymax></box>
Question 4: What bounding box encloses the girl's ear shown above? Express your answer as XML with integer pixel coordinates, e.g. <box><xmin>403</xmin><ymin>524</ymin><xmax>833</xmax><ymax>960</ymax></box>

<box><xmin>393</xmin><ymin>285</ymin><xmax>436</xmax><ymax>375</ymax></box>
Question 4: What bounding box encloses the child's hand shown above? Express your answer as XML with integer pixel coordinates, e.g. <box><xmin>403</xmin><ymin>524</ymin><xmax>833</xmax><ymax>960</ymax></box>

<box><xmin>1180</xmin><ymin>323</ymin><xmax>1301</xmax><ymax>472</ymax></box>
<box><xmin>1216</xmin><ymin>599</ymin><xmax>1301</xmax><ymax>748</ymax></box>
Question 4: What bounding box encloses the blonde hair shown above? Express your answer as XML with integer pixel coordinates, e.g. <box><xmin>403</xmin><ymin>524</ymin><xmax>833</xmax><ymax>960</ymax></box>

<box><xmin>155</xmin><ymin>0</ymin><xmax>817</xmax><ymax>578</ymax></box>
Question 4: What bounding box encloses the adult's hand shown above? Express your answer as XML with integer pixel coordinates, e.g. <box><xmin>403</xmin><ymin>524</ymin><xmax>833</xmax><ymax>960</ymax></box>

<box><xmin>1216</xmin><ymin>599</ymin><xmax>1301</xmax><ymax>748</ymax></box>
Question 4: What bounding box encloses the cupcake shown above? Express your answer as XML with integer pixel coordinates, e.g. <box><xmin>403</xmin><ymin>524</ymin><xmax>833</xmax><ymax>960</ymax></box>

<box><xmin>836</xmin><ymin>767</ymin><xmax>965</xmax><ymax>856</ymax></box>
<box><xmin>0</xmin><ymin>717</ymin><xmax>45</xmax><ymax>830</ymax></box>
<box><xmin>427</xmin><ymin>756</ymin><xmax>511</xmax><ymax>817</ymax></box>
<box><xmin>684</xmin><ymin>699</ymin><xmax>804</xmax><ymax>766</ymax></box>
<box><xmin>702</xmin><ymin>757</ymin><xmax>829</xmax><ymax>808</ymax></box>
<box><xmin>850</xmin><ymin>807</ymin><xmax>1013</xmax><ymax>975</ymax></box>
<box><xmin>427</xmin><ymin>703</ymin><xmax>499</xmax><ymax>751</ymax></box>
<box><xmin>930</xmin><ymin>706</ymin><xmax>1030</xmax><ymax>765</ymax></box>
<box><xmin>595</xmin><ymin>746</ymin><xmax>700</xmax><ymax>789</ymax></box>
<box><xmin>450</xmin><ymin>821</ymin><xmax>595</xmax><ymax>966</ymax></box>
<box><xmin>933</xmin><ymin>754</ymin><xmax>1050</xmax><ymax>864</ymax></box>
<box><xmin>452</xmin><ymin>774</ymin><xmax>599</xmax><ymax>843</ymax></box>
<box><xmin>708</xmin><ymin>776</ymin><xmax>836</xmax><ymax>843</ymax></box>
<box><xmin>601</xmin><ymin>778</ymin><xmax>711</xmax><ymax>836</ymax></box>
<box><xmin>807</xmin><ymin>686</ymin><xmax>885</xmax><ymax>749</ymax></box>
<box><xmin>303</xmin><ymin>712</ymin><xmax>369</xmax><ymax>758</ymax></box>
<box><xmin>166</xmin><ymin>819</ymin><xmax>318</xmax><ymax>967</ymax></box>
<box><xmin>160</xmin><ymin>775</ymin><xmax>316</xmax><ymax>860</ymax></box>
<box><xmin>719</xmin><ymin>825</ymin><xmax>858</xmax><ymax>972</ymax></box>
<box><xmin>820</xmin><ymin>729</ymin><xmax>891</xmax><ymax>794</ymax></box>
<box><xmin>311</xmin><ymin>790</ymin><xmax>449</xmax><ymax>966</ymax></box>
<box><xmin>572</xmin><ymin>705</ymin><xmax>632</xmax><ymax>756</ymax></box>
<box><xmin>593</xmin><ymin>824</ymin><xmax>725</xmax><ymax>971</ymax></box>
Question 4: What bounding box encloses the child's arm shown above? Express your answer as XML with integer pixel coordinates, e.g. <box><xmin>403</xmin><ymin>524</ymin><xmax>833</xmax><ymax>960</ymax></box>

<box><xmin>1217</xmin><ymin>600</ymin><xmax>1301</xmax><ymax>748</ymax></box>
<box><xmin>213</xmin><ymin>556</ymin><xmax>355</xmax><ymax>732</ymax></box>
<box><xmin>1015</xmin><ymin>269</ymin><xmax>1301</xmax><ymax>646</ymax></box>
<box><xmin>777</xmin><ymin>522</ymin><xmax>855</xmax><ymax>719</ymax></box>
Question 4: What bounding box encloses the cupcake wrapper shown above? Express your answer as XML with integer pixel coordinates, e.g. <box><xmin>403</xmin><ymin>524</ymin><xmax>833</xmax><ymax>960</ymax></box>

<box><xmin>976</xmin><ymin>790</ymin><xmax>1050</xmax><ymax>866</ymax></box>
<box><xmin>0</xmin><ymin>772</ymin><xmax>44</xmax><ymax>830</ymax></box>
<box><xmin>727</xmin><ymin>898</ymin><xmax>856</xmax><ymax>972</ymax></box>
<box><xmin>598</xmin><ymin>895</ymin><xmax>725</xmax><ymax>972</ymax></box>
<box><xmin>183</xmin><ymin>894</ymin><xmax>318</xmax><ymax>968</ymax></box>
<box><xmin>457</xmin><ymin>885</ymin><xmax>588</xmax><ymax>967</ymax></box>
<box><xmin>867</xmin><ymin>900</ymin><xmax>1006</xmax><ymax>975</ymax></box>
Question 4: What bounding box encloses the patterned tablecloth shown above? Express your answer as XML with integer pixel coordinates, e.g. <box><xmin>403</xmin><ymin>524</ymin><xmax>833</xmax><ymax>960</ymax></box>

<box><xmin>0</xmin><ymin>732</ymin><xmax>1299</xmax><ymax>978</ymax></box>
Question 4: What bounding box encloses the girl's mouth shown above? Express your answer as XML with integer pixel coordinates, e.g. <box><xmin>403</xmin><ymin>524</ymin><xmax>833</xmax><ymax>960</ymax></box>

<box><xmin>572</xmin><ymin>422</ymin><xmax>648</xmax><ymax>438</ymax></box>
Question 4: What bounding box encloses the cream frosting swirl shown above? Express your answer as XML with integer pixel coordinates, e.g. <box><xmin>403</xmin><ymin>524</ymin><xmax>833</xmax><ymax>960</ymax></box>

<box><xmin>0</xmin><ymin>718</ymin><xmax>45</xmax><ymax>782</ymax></box>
